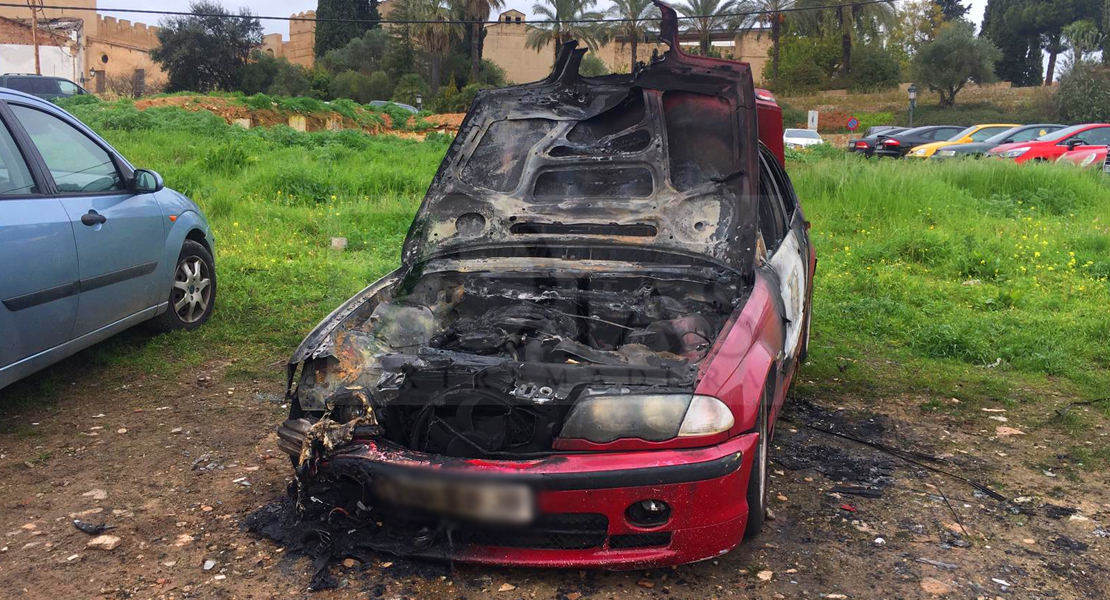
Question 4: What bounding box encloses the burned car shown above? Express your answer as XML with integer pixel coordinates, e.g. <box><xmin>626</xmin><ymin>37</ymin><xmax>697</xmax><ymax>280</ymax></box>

<box><xmin>274</xmin><ymin>2</ymin><xmax>814</xmax><ymax>569</ymax></box>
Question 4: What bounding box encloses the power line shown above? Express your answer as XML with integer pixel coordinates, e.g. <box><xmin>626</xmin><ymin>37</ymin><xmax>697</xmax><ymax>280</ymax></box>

<box><xmin>0</xmin><ymin>0</ymin><xmax>905</xmax><ymax>27</ymax></box>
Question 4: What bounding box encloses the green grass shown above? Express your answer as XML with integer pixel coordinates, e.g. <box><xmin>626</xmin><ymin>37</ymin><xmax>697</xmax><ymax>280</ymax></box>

<box><xmin>5</xmin><ymin>99</ymin><xmax>1109</xmax><ymax>431</ymax></box>
<box><xmin>792</xmin><ymin>154</ymin><xmax>1110</xmax><ymax>409</ymax></box>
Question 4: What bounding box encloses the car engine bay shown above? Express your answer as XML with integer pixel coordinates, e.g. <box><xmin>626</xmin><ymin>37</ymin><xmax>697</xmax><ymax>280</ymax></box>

<box><xmin>291</xmin><ymin>266</ymin><xmax>744</xmax><ymax>458</ymax></box>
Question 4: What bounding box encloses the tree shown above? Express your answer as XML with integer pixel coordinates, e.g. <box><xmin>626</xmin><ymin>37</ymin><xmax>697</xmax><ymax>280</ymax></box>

<box><xmin>888</xmin><ymin>0</ymin><xmax>943</xmax><ymax>67</ymax></box>
<box><xmin>606</xmin><ymin>0</ymin><xmax>659</xmax><ymax>71</ymax></box>
<box><xmin>676</xmin><ymin>0</ymin><xmax>744</xmax><ymax>56</ymax></box>
<box><xmin>459</xmin><ymin>0</ymin><xmax>505</xmax><ymax>83</ymax></box>
<box><xmin>932</xmin><ymin>0</ymin><xmax>967</xmax><ymax>21</ymax></box>
<box><xmin>314</xmin><ymin>0</ymin><xmax>378</xmax><ymax>57</ymax></box>
<box><xmin>319</xmin><ymin>28</ymin><xmax>391</xmax><ymax>75</ymax></box>
<box><xmin>392</xmin><ymin>73</ymin><xmax>430</xmax><ymax>105</ymax></box>
<box><xmin>238</xmin><ymin>50</ymin><xmax>311</xmax><ymax>96</ymax></box>
<box><xmin>412</xmin><ymin>0</ymin><xmax>463</xmax><ymax>95</ymax></box>
<box><xmin>980</xmin><ymin>0</ymin><xmax>1043</xmax><ymax>86</ymax></box>
<box><xmin>748</xmin><ymin>0</ymin><xmax>795</xmax><ymax>81</ymax></box>
<box><xmin>526</xmin><ymin>0</ymin><xmax>607</xmax><ymax>60</ymax></box>
<box><xmin>796</xmin><ymin>0</ymin><xmax>896</xmax><ymax>77</ymax></box>
<box><xmin>913</xmin><ymin>20</ymin><xmax>1000</xmax><ymax>106</ymax></box>
<box><xmin>1104</xmin><ymin>0</ymin><xmax>1110</xmax><ymax>64</ymax></box>
<box><xmin>1015</xmin><ymin>0</ymin><xmax>1101</xmax><ymax>85</ymax></box>
<box><xmin>1062</xmin><ymin>19</ymin><xmax>1103</xmax><ymax>68</ymax></box>
<box><xmin>151</xmin><ymin>0</ymin><xmax>263</xmax><ymax>92</ymax></box>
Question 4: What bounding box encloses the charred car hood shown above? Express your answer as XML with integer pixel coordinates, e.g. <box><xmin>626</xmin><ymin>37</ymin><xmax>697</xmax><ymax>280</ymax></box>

<box><xmin>401</xmin><ymin>12</ymin><xmax>759</xmax><ymax>276</ymax></box>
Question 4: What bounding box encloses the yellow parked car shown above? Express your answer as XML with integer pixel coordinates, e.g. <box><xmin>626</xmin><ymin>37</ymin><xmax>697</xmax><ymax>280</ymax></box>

<box><xmin>907</xmin><ymin>124</ymin><xmax>1019</xmax><ymax>158</ymax></box>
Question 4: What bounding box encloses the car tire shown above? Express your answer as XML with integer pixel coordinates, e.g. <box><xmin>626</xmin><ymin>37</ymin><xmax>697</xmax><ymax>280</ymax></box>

<box><xmin>743</xmin><ymin>382</ymin><xmax>772</xmax><ymax>539</ymax></box>
<box><xmin>148</xmin><ymin>239</ymin><xmax>216</xmax><ymax>332</ymax></box>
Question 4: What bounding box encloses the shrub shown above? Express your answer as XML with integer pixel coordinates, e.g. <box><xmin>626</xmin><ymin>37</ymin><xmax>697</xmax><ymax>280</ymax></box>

<box><xmin>392</xmin><ymin>73</ymin><xmax>429</xmax><ymax>107</ymax></box>
<box><xmin>1056</xmin><ymin>63</ymin><xmax>1110</xmax><ymax>123</ymax></box>
<box><xmin>329</xmin><ymin>70</ymin><xmax>385</xmax><ymax>103</ymax></box>
<box><xmin>846</xmin><ymin>44</ymin><xmax>901</xmax><ymax>92</ymax></box>
<box><xmin>580</xmin><ymin>54</ymin><xmax>610</xmax><ymax>77</ymax></box>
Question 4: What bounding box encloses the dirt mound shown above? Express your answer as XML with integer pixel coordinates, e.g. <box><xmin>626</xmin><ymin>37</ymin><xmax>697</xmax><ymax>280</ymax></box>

<box><xmin>131</xmin><ymin>95</ymin><xmax>465</xmax><ymax>138</ymax></box>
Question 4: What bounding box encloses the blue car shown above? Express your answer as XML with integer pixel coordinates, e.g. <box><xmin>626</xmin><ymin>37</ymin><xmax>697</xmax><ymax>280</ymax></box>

<box><xmin>0</xmin><ymin>89</ymin><xmax>216</xmax><ymax>390</ymax></box>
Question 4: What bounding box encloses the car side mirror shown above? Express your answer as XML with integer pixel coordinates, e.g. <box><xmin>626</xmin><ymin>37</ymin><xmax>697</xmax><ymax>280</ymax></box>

<box><xmin>133</xmin><ymin>169</ymin><xmax>163</xmax><ymax>193</ymax></box>
<box><xmin>1066</xmin><ymin>138</ymin><xmax>1086</xmax><ymax>150</ymax></box>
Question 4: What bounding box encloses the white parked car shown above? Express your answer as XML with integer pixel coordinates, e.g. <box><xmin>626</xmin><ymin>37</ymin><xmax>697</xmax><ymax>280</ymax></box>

<box><xmin>783</xmin><ymin>128</ymin><xmax>824</xmax><ymax>148</ymax></box>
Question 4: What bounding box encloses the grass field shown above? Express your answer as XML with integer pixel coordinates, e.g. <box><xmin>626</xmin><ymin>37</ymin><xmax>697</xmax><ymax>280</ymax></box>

<box><xmin>11</xmin><ymin>100</ymin><xmax>1110</xmax><ymax>431</ymax></box>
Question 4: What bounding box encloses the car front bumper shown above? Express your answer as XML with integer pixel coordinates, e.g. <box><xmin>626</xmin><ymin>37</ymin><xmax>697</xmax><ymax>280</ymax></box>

<box><xmin>281</xmin><ymin>419</ymin><xmax>757</xmax><ymax>568</ymax></box>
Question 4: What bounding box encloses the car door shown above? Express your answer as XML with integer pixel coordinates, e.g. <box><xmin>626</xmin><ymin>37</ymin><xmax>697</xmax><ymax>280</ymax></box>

<box><xmin>0</xmin><ymin>105</ymin><xmax>79</xmax><ymax>378</ymax></box>
<box><xmin>757</xmin><ymin>149</ymin><xmax>810</xmax><ymax>421</ymax></box>
<box><xmin>7</xmin><ymin>102</ymin><xmax>167</xmax><ymax>337</ymax></box>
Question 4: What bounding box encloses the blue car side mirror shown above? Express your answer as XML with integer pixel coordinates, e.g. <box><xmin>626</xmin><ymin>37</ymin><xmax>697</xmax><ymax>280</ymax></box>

<box><xmin>133</xmin><ymin>169</ymin><xmax>163</xmax><ymax>193</ymax></box>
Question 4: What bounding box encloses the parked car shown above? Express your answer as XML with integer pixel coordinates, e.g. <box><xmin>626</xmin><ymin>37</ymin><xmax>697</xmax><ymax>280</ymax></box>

<box><xmin>276</xmin><ymin>5</ymin><xmax>814</xmax><ymax>570</ymax></box>
<box><xmin>0</xmin><ymin>89</ymin><xmax>215</xmax><ymax>390</ymax></box>
<box><xmin>906</xmin><ymin>123</ymin><xmax>1018</xmax><ymax>158</ymax></box>
<box><xmin>0</xmin><ymin>74</ymin><xmax>89</xmax><ymax>100</ymax></box>
<box><xmin>933</xmin><ymin>124</ymin><xmax>1067</xmax><ymax>158</ymax></box>
<box><xmin>1057</xmin><ymin>145</ymin><xmax>1108</xmax><ymax>168</ymax></box>
<box><xmin>848</xmin><ymin>126</ymin><xmax>909</xmax><ymax>157</ymax></box>
<box><xmin>783</xmin><ymin>128</ymin><xmax>824</xmax><ymax>148</ymax></box>
<box><xmin>988</xmin><ymin>123</ymin><xmax>1110</xmax><ymax>163</ymax></box>
<box><xmin>367</xmin><ymin>100</ymin><xmax>419</xmax><ymax>114</ymax></box>
<box><xmin>873</xmin><ymin>125</ymin><xmax>966</xmax><ymax>158</ymax></box>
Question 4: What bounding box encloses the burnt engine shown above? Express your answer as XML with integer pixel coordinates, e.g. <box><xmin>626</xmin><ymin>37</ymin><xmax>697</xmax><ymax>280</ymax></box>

<box><xmin>294</xmin><ymin>270</ymin><xmax>741</xmax><ymax>458</ymax></box>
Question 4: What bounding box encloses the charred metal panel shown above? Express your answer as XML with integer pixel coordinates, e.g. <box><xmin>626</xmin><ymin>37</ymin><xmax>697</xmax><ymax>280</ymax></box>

<box><xmin>401</xmin><ymin>16</ymin><xmax>759</xmax><ymax>276</ymax></box>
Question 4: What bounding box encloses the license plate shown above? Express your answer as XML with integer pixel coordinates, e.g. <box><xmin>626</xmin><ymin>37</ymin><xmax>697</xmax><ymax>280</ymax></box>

<box><xmin>374</xmin><ymin>473</ymin><xmax>534</xmax><ymax>525</ymax></box>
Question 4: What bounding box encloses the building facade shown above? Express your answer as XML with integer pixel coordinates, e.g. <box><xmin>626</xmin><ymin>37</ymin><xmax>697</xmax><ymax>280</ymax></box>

<box><xmin>0</xmin><ymin>0</ymin><xmax>165</xmax><ymax>94</ymax></box>
<box><xmin>264</xmin><ymin>6</ymin><xmax>773</xmax><ymax>86</ymax></box>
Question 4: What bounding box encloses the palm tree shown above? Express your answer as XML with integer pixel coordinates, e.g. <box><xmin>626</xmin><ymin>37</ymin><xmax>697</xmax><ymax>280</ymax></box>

<box><xmin>606</xmin><ymin>0</ymin><xmax>659</xmax><ymax>71</ymax></box>
<box><xmin>459</xmin><ymin>0</ymin><xmax>505</xmax><ymax>83</ymax></box>
<box><xmin>412</xmin><ymin>0</ymin><xmax>464</xmax><ymax>95</ymax></box>
<box><xmin>747</xmin><ymin>0</ymin><xmax>794</xmax><ymax>81</ymax></box>
<box><xmin>526</xmin><ymin>0</ymin><xmax>608</xmax><ymax>61</ymax></box>
<box><xmin>676</xmin><ymin>0</ymin><xmax>747</xmax><ymax>56</ymax></box>
<box><xmin>796</xmin><ymin>0</ymin><xmax>895</xmax><ymax>77</ymax></box>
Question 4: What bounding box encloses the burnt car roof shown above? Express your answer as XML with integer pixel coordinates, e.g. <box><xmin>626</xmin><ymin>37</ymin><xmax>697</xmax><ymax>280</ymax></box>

<box><xmin>400</xmin><ymin>1</ymin><xmax>760</xmax><ymax>276</ymax></box>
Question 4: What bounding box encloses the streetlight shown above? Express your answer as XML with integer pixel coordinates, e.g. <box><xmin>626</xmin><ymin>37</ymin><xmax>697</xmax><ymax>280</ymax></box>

<box><xmin>415</xmin><ymin>94</ymin><xmax>423</xmax><ymax>112</ymax></box>
<box><xmin>908</xmin><ymin>83</ymin><xmax>918</xmax><ymax>128</ymax></box>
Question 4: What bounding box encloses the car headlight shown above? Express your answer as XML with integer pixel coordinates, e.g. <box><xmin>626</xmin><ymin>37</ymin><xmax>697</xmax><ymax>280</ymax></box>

<box><xmin>999</xmin><ymin>147</ymin><xmax>1030</xmax><ymax>158</ymax></box>
<box><xmin>560</xmin><ymin>393</ymin><xmax>734</xmax><ymax>443</ymax></box>
<box><xmin>911</xmin><ymin>148</ymin><xmax>928</xmax><ymax>156</ymax></box>
<box><xmin>938</xmin><ymin>150</ymin><xmax>956</xmax><ymax>156</ymax></box>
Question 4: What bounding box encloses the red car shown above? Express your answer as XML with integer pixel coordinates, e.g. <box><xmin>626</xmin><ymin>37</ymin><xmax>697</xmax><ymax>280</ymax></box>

<box><xmin>1057</xmin><ymin>145</ymin><xmax>1108</xmax><ymax>168</ymax></box>
<box><xmin>274</xmin><ymin>0</ymin><xmax>814</xmax><ymax>570</ymax></box>
<box><xmin>988</xmin><ymin>123</ymin><xmax>1110</xmax><ymax>162</ymax></box>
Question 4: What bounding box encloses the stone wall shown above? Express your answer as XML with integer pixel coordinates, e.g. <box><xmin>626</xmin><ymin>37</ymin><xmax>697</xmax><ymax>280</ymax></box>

<box><xmin>262</xmin><ymin>11</ymin><xmax>317</xmax><ymax>69</ymax></box>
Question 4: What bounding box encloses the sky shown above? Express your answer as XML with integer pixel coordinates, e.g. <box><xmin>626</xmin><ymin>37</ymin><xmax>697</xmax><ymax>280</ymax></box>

<box><xmin>98</xmin><ymin>0</ymin><xmax>991</xmax><ymax>39</ymax></box>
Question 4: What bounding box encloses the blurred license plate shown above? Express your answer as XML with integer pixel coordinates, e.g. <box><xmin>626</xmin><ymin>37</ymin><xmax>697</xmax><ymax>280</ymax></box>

<box><xmin>374</xmin><ymin>474</ymin><xmax>534</xmax><ymax>524</ymax></box>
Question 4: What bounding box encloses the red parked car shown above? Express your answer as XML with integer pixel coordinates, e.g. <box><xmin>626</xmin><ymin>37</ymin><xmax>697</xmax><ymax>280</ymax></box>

<box><xmin>274</xmin><ymin>0</ymin><xmax>814</xmax><ymax>569</ymax></box>
<box><xmin>1057</xmin><ymin>145</ymin><xmax>1109</xmax><ymax>168</ymax></box>
<box><xmin>988</xmin><ymin>123</ymin><xmax>1110</xmax><ymax>163</ymax></box>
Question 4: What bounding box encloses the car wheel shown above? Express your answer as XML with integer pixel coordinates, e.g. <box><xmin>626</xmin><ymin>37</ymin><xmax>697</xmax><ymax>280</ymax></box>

<box><xmin>148</xmin><ymin>240</ymin><xmax>216</xmax><ymax>332</ymax></box>
<box><xmin>744</xmin><ymin>383</ymin><xmax>772</xmax><ymax>539</ymax></box>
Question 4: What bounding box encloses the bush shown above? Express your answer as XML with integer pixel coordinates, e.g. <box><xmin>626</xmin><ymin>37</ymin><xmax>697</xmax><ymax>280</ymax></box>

<box><xmin>1056</xmin><ymin>63</ymin><xmax>1110</xmax><ymax>123</ymax></box>
<box><xmin>580</xmin><ymin>54</ymin><xmax>610</xmax><ymax>77</ymax></box>
<box><xmin>846</xmin><ymin>44</ymin><xmax>901</xmax><ymax>92</ymax></box>
<box><xmin>392</xmin><ymin>73</ymin><xmax>429</xmax><ymax>107</ymax></box>
<box><xmin>762</xmin><ymin>32</ymin><xmax>839</xmax><ymax>94</ymax></box>
<box><xmin>329</xmin><ymin>70</ymin><xmax>391</xmax><ymax>103</ymax></box>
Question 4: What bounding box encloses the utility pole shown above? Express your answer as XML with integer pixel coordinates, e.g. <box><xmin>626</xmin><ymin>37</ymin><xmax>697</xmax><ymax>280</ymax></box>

<box><xmin>28</xmin><ymin>0</ymin><xmax>43</xmax><ymax>75</ymax></box>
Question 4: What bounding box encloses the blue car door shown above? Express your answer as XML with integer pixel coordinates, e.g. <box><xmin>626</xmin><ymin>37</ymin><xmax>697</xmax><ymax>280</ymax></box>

<box><xmin>7</xmin><ymin>102</ymin><xmax>167</xmax><ymax>336</ymax></box>
<box><xmin>0</xmin><ymin>108</ymin><xmax>79</xmax><ymax>376</ymax></box>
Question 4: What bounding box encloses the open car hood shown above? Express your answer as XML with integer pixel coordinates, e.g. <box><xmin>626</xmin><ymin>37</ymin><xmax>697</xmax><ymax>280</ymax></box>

<box><xmin>401</xmin><ymin>0</ymin><xmax>759</xmax><ymax>277</ymax></box>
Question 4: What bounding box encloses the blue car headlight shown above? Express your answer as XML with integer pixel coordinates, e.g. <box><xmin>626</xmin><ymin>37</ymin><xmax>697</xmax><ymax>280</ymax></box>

<box><xmin>559</xmin><ymin>393</ymin><xmax>734</xmax><ymax>443</ymax></box>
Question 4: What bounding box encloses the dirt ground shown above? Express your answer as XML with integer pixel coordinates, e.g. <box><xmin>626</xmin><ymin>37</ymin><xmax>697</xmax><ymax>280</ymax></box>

<box><xmin>1</xmin><ymin>348</ymin><xmax>1107</xmax><ymax>600</ymax></box>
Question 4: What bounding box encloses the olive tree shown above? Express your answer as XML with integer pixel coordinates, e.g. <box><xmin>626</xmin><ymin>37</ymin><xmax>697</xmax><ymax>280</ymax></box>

<box><xmin>912</xmin><ymin>21</ymin><xmax>1000</xmax><ymax>107</ymax></box>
